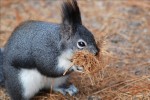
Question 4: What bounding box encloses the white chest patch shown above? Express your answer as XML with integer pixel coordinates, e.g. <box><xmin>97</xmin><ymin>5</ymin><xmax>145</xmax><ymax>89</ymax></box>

<box><xmin>57</xmin><ymin>49</ymin><xmax>74</xmax><ymax>70</ymax></box>
<box><xmin>19</xmin><ymin>69</ymin><xmax>68</xmax><ymax>99</ymax></box>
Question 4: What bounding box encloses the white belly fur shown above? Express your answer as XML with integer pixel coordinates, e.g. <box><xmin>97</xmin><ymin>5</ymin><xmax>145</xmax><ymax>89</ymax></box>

<box><xmin>19</xmin><ymin>69</ymin><xmax>68</xmax><ymax>99</ymax></box>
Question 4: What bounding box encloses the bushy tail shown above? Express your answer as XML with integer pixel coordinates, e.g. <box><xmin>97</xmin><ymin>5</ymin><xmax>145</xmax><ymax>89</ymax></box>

<box><xmin>0</xmin><ymin>48</ymin><xmax>4</xmax><ymax>87</ymax></box>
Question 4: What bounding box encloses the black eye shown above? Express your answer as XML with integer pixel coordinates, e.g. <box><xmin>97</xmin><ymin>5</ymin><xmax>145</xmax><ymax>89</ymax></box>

<box><xmin>78</xmin><ymin>41</ymin><xmax>85</xmax><ymax>47</ymax></box>
<box><xmin>77</xmin><ymin>39</ymin><xmax>87</xmax><ymax>49</ymax></box>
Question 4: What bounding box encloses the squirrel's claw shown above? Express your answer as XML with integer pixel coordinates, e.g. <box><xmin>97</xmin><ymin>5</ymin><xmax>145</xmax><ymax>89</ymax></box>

<box><xmin>53</xmin><ymin>84</ymin><xmax>78</xmax><ymax>96</ymax></box>
<box><xmin>70</xmin><ymin>65</ymin><xmax>84</xmax><ymax>73</ymax></box>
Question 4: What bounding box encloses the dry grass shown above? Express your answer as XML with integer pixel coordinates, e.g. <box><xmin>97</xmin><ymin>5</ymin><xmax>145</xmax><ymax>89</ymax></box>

<box><xmin>71</xmin><ymin>50</ymin><xmax>102</xmax><ymax>74</ymax></box>
<box><xmin>0</xmin><ymin>0</ymin><xmax>150</xmax><ymax>100</ymax></box>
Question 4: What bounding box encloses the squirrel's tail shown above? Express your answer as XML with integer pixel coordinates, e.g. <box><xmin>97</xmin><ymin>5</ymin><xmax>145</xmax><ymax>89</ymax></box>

<box><xmin>0</xmin><ymin>48</ymin><xmax>4</xmax><ymax>87</ymax></box>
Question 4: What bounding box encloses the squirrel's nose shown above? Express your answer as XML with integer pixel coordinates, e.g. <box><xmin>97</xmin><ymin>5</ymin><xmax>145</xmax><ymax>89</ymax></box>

<box><xmin>94</xmin><ymin>51</ymin><xmax>99</xmax><ymax>56</ymax></box>
<box><xmin>92</xmin><ymin>48</ymin><xmax>100</xmax><ymax>56</ymax></box>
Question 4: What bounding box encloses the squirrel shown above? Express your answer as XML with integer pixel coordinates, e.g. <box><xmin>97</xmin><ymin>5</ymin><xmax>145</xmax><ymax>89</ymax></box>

<box><xmin>0</xmin><ymin>0</ymin><xmax>99</xmax><ymax>100</ymax></box>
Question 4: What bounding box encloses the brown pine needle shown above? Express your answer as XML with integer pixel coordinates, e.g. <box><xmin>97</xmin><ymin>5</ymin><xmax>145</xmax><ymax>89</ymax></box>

<box><xmin>63</xmin><ymin>64</ymin><xmax>73</xmax><ymax>75</ymax></box>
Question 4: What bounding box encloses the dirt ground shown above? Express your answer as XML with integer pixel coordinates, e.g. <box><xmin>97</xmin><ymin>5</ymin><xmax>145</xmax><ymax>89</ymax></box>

<box><xmin>0</xmin><ymin>0</ymin><xmax>150</xmax><ymax>100</ymax></box>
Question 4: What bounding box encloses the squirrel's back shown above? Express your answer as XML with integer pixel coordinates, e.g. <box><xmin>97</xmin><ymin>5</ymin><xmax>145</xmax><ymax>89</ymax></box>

<box><xmin>8</xmin><ymin>20</ymin><xmax>61</xmax><ymax>45</ymax></box>
<box><xmin>3</xmin><ymin>21</ymin><xmax>61</xmax><ymax>71</ymax></box>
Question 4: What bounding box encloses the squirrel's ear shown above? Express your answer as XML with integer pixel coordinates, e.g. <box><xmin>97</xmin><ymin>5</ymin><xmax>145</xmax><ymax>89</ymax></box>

<box><xmin>60</xmin><ymin>24</ymin><xmax>74</xmax><ymax>40</ymax></box>
<box><xmin>61</xmin><ymin>0</ymin><xmax>82</xmax><ymax>27</ymax></box>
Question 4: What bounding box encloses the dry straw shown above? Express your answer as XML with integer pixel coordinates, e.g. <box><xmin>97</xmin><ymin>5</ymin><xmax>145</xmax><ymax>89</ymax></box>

<box><xmin>63</xmin><ymin>50</ymin><xmax>102</xmax><ymax>76</ymax></box>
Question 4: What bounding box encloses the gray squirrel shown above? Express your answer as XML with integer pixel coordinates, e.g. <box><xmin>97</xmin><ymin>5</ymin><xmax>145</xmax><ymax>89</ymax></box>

<box><xmin>0</xmin><ymin>0</ymin><xmax>99</xmax><ymax>100</ymax></box>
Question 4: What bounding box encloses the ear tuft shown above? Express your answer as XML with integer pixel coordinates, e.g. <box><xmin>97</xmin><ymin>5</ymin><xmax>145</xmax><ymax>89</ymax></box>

<box><xmin>61</xmin><ymin>0</ymin><xmax>82</xmax><ymax>26</ymax></box>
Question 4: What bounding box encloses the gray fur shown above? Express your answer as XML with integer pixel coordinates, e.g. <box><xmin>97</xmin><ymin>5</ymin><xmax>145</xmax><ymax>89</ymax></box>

<box><xmin>0</xmin><ymin>48</ymin><xmax>4</xmax><ymax>86</ymax></box>
<box><xmin>1</xmin><ymin>0</ymin><xmax>99</xmax><ymax>100</ymax></box>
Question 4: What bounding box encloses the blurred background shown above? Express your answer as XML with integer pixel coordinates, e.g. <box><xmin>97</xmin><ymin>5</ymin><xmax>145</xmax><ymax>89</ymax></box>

<box><xmin>0</xmin><ymin>0</ymin><xmax>150</xmax><ymax>100</ymax></box>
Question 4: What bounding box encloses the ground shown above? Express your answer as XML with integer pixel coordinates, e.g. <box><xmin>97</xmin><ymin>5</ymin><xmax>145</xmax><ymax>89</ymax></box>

<box><xmin>0</xmin><ymin>0</ymin><xmax>150</xmax><ymax>100</ymax></box>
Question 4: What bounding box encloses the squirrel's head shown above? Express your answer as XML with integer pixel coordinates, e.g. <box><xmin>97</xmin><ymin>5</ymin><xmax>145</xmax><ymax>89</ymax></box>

<box><xmin>60</xmin><ymin>0</ymin><xmax>99</xmax><ymax>55</ymax></box>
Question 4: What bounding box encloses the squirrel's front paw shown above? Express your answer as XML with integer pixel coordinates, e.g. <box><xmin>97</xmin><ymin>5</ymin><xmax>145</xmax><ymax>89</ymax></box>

<box><xmin>53</xmin><ymin>84</ymin><xmax>78</xmax><ymax>96</ymax></box>
<box><xmin>70</xmin><ymin>65</ymin><xmax>84</xmax><ymax>73</ymax></box>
